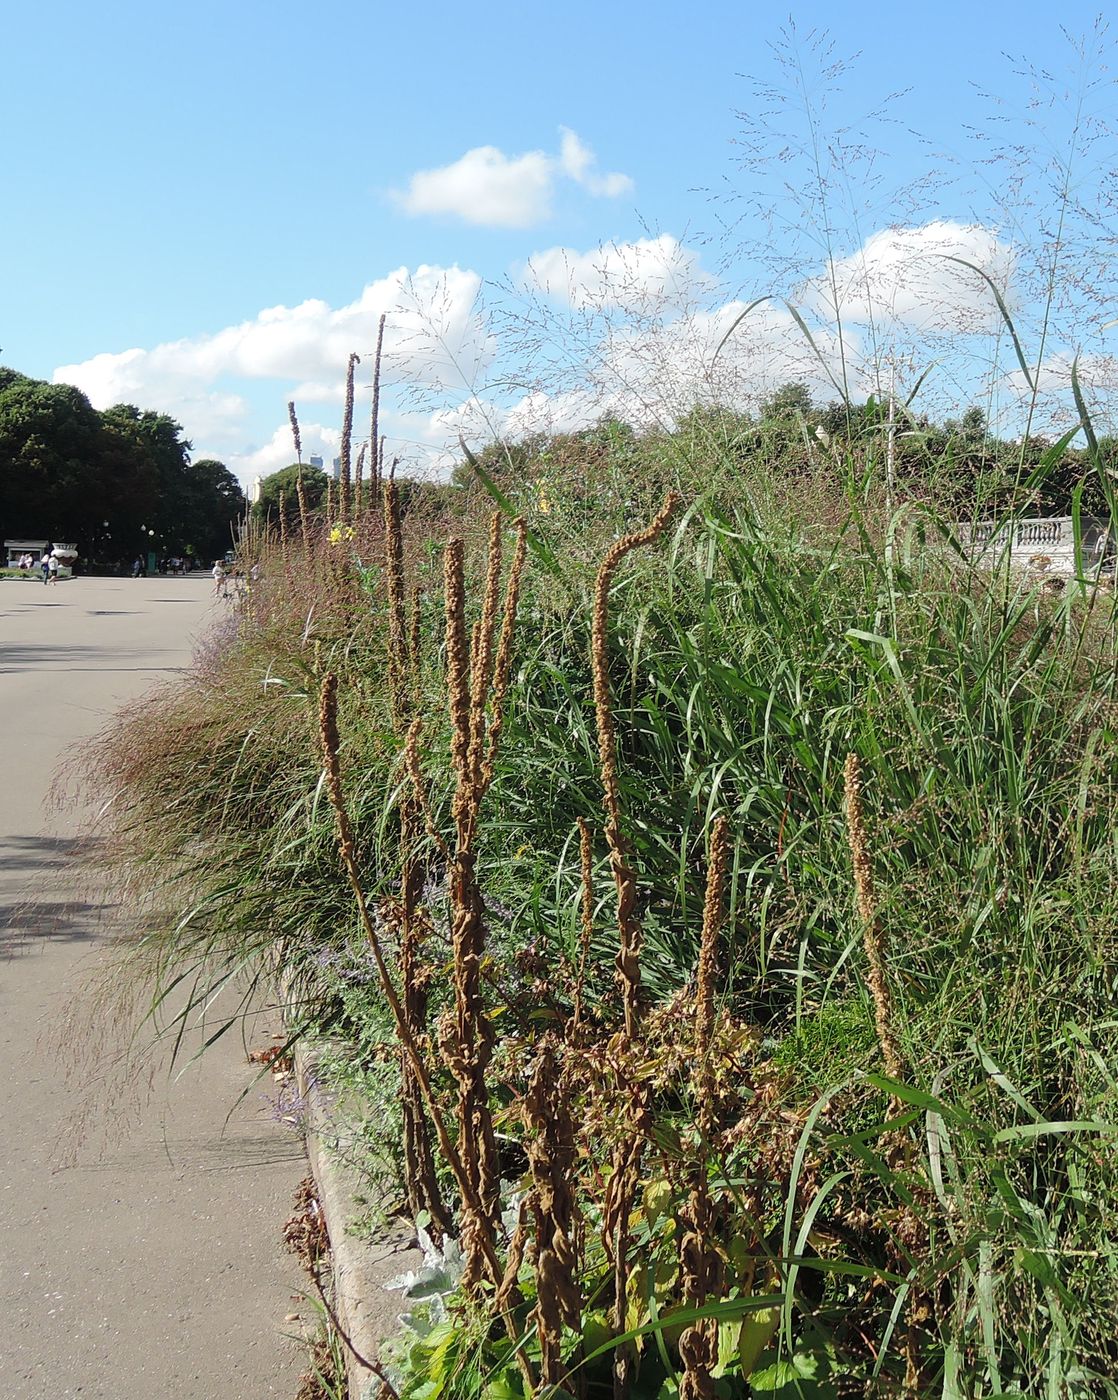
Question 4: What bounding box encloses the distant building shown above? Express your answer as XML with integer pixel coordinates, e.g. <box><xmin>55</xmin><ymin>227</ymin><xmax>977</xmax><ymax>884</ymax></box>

<box><xmin>308</xmin><ymin>454</ymin><xmax>324</xmax><ymax>471</ymax></box>
<box><xmin>332</xmin><ymin>456</ymin><xmax>341</xmax><ymax>480</ymax></box>
<box><xmin>959</xmin><ymin>517</ymin><xmax>1113</xmax><ymax>578</ymax></box>
<box><xmin>251</xmin><ymin>476</ymin><xmax>263</xmax><ymax>505</ymax></box>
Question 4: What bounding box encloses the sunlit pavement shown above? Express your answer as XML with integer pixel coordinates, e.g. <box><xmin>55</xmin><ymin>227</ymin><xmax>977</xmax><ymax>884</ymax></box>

<box><xmin>0</xmin><ymin>575</ymin><xmax>306</xmax><ymax>1400</ymax></box>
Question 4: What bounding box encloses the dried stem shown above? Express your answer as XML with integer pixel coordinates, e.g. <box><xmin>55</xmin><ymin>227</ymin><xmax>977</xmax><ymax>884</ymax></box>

<box><xmin>695</xmin><ymin>815</ymin><xmax>729</xmax><ymax>1077</ymax></box>
<box><xmin>288</xmin><ymin>399</ymin><xmax>302</xmax><ymax>464</ymax></box>
<box><xmin>467</xmin><ymin>514</ymin><xmax>503</xmax><ymax>790</ymax></box>
<box><xmin>339</xmin><ymin>351</ymin><xmax>360</xmax><ymax>520</ymax></box>
<box><xmin>383</xmin><ymin>481</ymin><xmax>410</xmax><ymax>723</ymax></box>
<box><xmin>318</xmin><ymin>676</ymin><xmax>500</xmax><ymax>1278</ymax></box>
<box><xmin>843</xmin><ymin>753</ymin><xmax>905</xmax><ymax>1083</ymax></box>
<box><xmin>525</xmin><ymin>1036</ymin><xmax>582</xmax><ymax>1388</ymax></box>
<box><xmin>483</xmin><ymin>519</ymin><xmax>527</xmax><ymax>785</ymax></box>
<box><xmin>591</xmin><ymin>492</ymin><xmax>682</xmax><ymax>1039</ymax></box>
<box><xmin>571</xmin><ymin>817</ymin><xmax>595</xmax><ymax>1037</ymax></box>
<box><xmin>354</xmin><ymin>442</ymin><xmax>366</xmax><ymax>518</ymax></box>
<box><xmin>370</xmin><ymin>312</ymin><xmax>386</xmax><ymax>507</ymax></box>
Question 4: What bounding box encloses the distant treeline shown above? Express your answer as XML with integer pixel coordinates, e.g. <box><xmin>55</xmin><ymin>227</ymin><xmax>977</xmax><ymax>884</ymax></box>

<box><xmin>451</xmin><ymin>382</ymin><xmax>1114</xmax><ymax>521</ymax></box>
<box><xmin>0</xmin><ymin>366</ymin><xmax>246</xmax><ymax>562</ymax></box>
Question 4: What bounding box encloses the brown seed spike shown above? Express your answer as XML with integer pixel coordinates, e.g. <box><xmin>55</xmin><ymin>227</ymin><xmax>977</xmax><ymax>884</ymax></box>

<box><xmin>695</xmin><ymin>814</ymin><xmax>729</xmax><ymax>1072</ymax></box>
<box><xmin>287</xmin><ymin>400</ymin><xmax>302</xmax><ymax>463</ymax></box>
<box><xmin>571</xmin><ymin>816</ymin><xmax>595</xmax><ymax>1037</ymax></box>
<box><xmin>467</xmin><ymin>513</ymin><xmax>503</xmax><ymax>790</ymax></box>
<box><xmin>443</xmin><ymin>539</ymin><xmax>472</xmax><ymax>833</ymax></box>
<box><xmin>843</xmin><ymin>753</ymin><xmax>905</xmax><ymax>1084</ymax></box>
<box><xmin>591</xmin><ymin>491</ymin><xmax>682</xmax><ymax>1040</ymax></box>
<box><xmin>483</xmin><ymin>519</ymin><xmax>527</xmax><ymax>786</ymax></box>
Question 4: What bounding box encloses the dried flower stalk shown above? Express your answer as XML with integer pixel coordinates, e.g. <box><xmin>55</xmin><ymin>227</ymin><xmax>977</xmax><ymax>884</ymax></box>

<box><xmin>383</xmin><ymin>481</ymin><xmax>410</xmax><ymax>723</ymax></box>
<box><xmin>288</xmin><ymin>399</ymin><xmax>302</xmax><ymax>463</ymax></box>
<box><xmin>592</xmin><ymin>492</ymin><xmax>682</xmax><ymax>1039</ymax></box>
<box><xmin>339</xmin><ymin>351</ymin><xmax>360</xmax><ymax>520</ymax></box>
<box><xmin>843</xmin><ymin>753</ymin><xmax>904</xmax><ymax>1083</ymax></box>
<box><xmin>483</xmin><ymin>520</ymin><xmax>527</xmax><ymax>785</ymax></box>
<box><xmin>370</xmin><ymin>312</ymin><xmax>386</xmax><ymax>506</ymax></box>
<box><xmin>571</xmin><ymin>816</ymin><xmax>595</xmax><ymax>1037</ymax></box>
<box><xmin>444</xmin><ymin>538</ymin><xmax>500</xmax><ymax>1286</ymax></box>
<box><xmin>318</xmin><ymin>676</ymin><xmax>499</xmax><ymax>1277</ymax></box>
<box><xmin>354</xmin><ymin>442</ymin><xmax>366</xmax><ymax>517</ymax></box>
<box><xmin>695</xmin><ymin>815</ymin><xmax>729</xmax><ymax>1079</ymax></box>
<box><xmin>467</xmin><ymin>514</ymin><xmax>503</xmax><ymax>789</ymax></box>
<box><xmin>525</xmin><ymin>1037</ymin><xmax>582</xmax><ymax>1388</ymax></box>
<box><xmin>295</xmin><ymin>470</ymin><xmax>312</xmax><ymax>572</ymax></box>
<box><xmin>677</xmin><ymin>815</ymin><xmax>730</xmax><ymax>1400</ymax></box>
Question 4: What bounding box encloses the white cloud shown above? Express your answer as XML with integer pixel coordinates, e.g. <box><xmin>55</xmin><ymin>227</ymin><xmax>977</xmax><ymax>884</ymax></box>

<box><xmin>226</xmin><ymin>422</ymin><xmax>341</xmax><ymax>482</ymax></box>
<box><xmin>558</xmin><ymin>127</ymin><xmax>633</xmax><ymax>198</ymax></box>
<box><xmin>391</xmin><ymin>129</ymin><xmax>632</xmax><ymax>229</ymax></box>
<box><xmin>52</xmin><ymin>266</ymin><xmax>494</xmax><ymax>485</ymax></box>
<box><xmin>524</xmin><ymin>235</ymin><xmax>714</xmax><ymax>312</ymax></box>
<box><xmin>812</xmin><ymin>221</ymin><xmax>1016</xmax><ymax>332</ymax></box>
<box><xmin>55</xmin><ymin>266</ymin><xmax>490</xmax><ymax>406</ymax></box>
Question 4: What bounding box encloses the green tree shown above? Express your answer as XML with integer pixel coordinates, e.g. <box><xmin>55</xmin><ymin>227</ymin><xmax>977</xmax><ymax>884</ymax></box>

<box><xmin>100</xmin><ymin>404</ymin><xmax>195</xmax><ymax>553</ymax></box>
<box><xmin>760</xmin><ymin>380</ymin><xmax>815</xmax><ymax>422</ymax></box>
<box><xmin>0</xmin><ymin>372</ymin><xmax>109</xmax><ymax>541</ymax></box>
<box><xmin>252</xmin><ymin>463</ymin><xmax>329</xmax><ymax>525</ymax></box>
<box><xmin>182</xmin><ymin>459</ymin><xmax>246</xmax><ymax>560</ymax></box>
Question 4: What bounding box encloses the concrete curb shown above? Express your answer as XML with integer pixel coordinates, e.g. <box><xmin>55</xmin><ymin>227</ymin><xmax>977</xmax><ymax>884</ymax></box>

<box><xmin>295</xmin><ymin>1044</ymin><xmax>423</xmax><ymax>1399</ymax></box>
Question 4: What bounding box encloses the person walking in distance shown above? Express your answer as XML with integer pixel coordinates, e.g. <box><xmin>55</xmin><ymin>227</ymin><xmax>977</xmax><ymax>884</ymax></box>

<box><xmin>40</xmin><ymin>554</ymin><xmax>50</xmax><ymax>585</ymax></box>
<box><xmin>212</xmin><ymin>559</ymin><xmax>227</xmax><ymax>597</ymax></box>
<box><xmin>47</xmin><ymin>554</ymin><xmax>59</xmax><ymax>586</ymax></box>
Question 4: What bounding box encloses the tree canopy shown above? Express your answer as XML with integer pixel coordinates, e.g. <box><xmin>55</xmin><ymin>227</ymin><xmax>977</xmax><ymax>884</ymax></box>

<box><xmin>0</xmin><ymin>366</ymin><xmax>246</xmax><ymax>561</ymax></box>
<box><xmin>251</xmin><ymin>463</ymin><xmax>330</xmax><ymax>524</ymax></box>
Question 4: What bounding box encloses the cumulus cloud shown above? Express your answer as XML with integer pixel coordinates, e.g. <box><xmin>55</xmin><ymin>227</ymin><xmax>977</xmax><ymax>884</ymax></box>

<box><xmin>52</xmin><ymin>265</ymin><xmax>494</xmax><ymax>485</ymax></box>
<box><xmin>524</xmin><ymin>235</ymin><xmax>714</xmax><ymax>312</ymax></box>
<box><xmin>391</xmin><ymin>128</ymin><xmax>632</xmax><ymax>228</ymax></box>
<box><xmin>55</xmin><ymin>265</ymin><xmax>490</xmax><ymax>406</ymax></box>
<box><xmin>810</xmin><ymin>220</ymin><xmax>1016</xmax><ymax>332</ymax></box>
<box><xmin>226</xmin><ymin>422</ymin><xmax>341</xmax><ymax>482</ymax></box>
<box><xmin>557</xmin><ymin>128</ymin><xmax>633</xmax><ymax>198</ymax></box>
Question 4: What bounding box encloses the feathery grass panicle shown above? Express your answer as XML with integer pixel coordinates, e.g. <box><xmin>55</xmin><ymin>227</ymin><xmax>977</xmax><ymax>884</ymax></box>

<box><xmin>592</xmin><ymin>491</ymin><xmax>682</xmax><ymax>1039</ymax></box>
<box><xmin>843</xmin><ymin>753</ymin><xmax>905</xmax><ymax>1084</ymax></box>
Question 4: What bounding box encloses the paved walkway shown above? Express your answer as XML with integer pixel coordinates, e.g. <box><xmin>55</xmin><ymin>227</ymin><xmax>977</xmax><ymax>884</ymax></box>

<box><xmin>0</xmin><ymin>575</ymin><xmax>306</xmax><ymax>1399</ymax></box>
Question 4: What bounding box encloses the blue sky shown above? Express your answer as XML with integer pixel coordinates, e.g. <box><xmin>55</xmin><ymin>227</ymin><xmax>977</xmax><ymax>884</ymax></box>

<box><xmin>5</xmin><ymin>1</ymin><xmax>1117</xmax><ymax>486</ymax></box>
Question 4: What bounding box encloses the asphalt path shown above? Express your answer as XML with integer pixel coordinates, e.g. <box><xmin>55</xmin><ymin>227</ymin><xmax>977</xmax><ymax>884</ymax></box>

<box><xmin>0</xmin><ymin>574</ymin><xmax>306</xmax><ymax>1399</ymax></box>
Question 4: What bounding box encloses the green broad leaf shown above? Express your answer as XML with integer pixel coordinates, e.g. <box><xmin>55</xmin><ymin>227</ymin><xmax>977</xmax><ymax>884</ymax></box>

<box><xmin>750</xmin><ymin>1347</ymin><xmax>838</xmax><ymax>1398</ymax></box>
<box><xmin>738</xmin><ymin>1305</ymin><xmax>782</xmax><ymax>1378</ymax></box>
<box><xmin>482</xmin><ymin>1371</ymin><xmax>525</xmax><ymax>1400</ymax></box>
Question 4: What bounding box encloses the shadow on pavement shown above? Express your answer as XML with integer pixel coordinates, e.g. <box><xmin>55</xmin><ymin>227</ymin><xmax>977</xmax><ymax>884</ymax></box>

<box><xmin>1</xmin><ymin>898</ymin><xmax>112</xmax><ymax>951</ymax></box>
